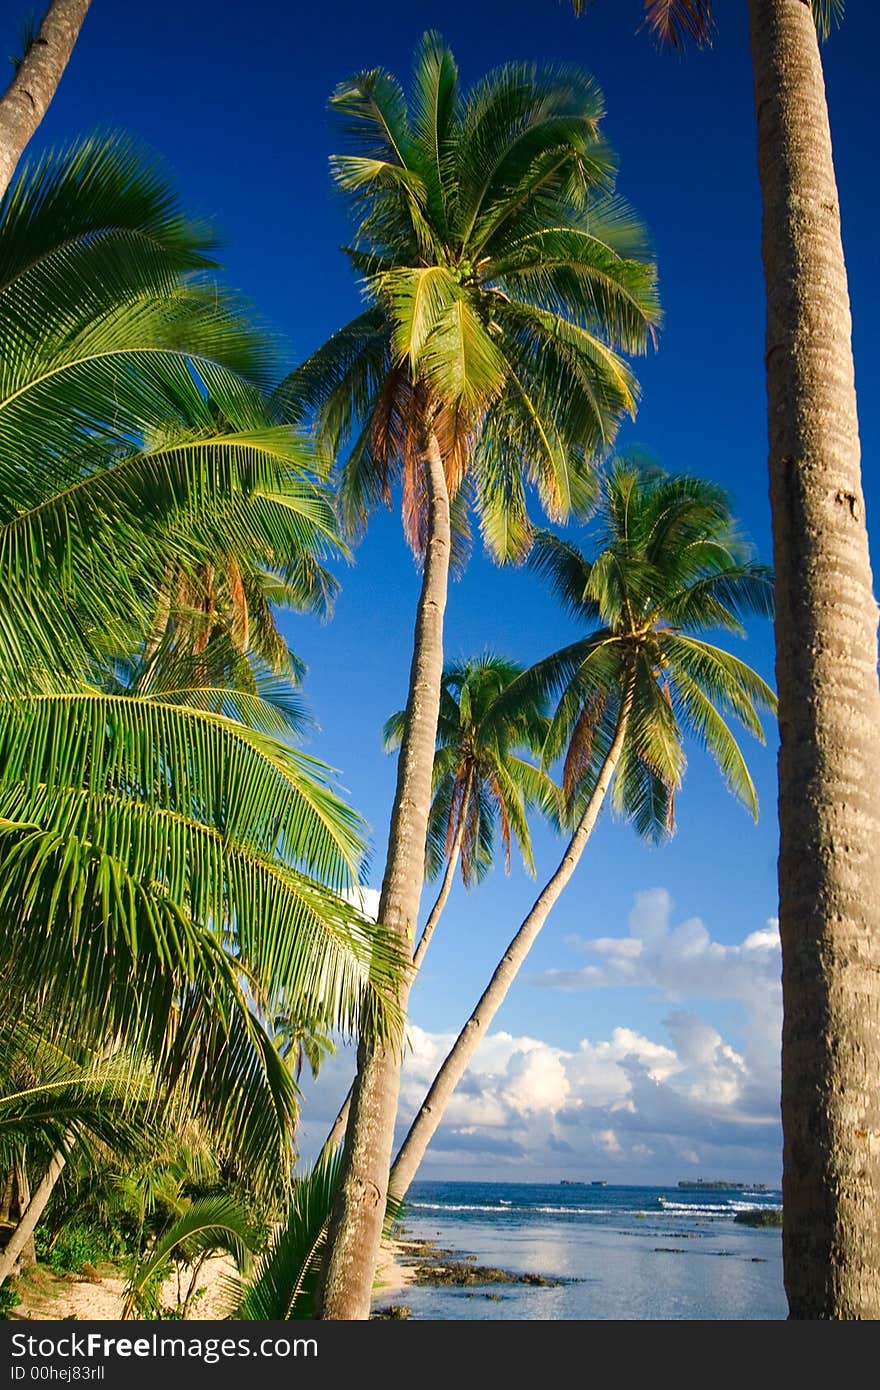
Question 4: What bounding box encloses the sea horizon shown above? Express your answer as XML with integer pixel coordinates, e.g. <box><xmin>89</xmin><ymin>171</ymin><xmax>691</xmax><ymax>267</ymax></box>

<box><xmin>393</xmin><ymin>1179</ymin><xmax>785</xmax><ymax>1320</ymax></box>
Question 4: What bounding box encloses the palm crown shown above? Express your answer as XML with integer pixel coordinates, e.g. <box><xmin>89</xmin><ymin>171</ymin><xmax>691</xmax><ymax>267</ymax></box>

<box><xmin>286</xmin><ymin>31</ymin><xmax>661</xmax><ymax>563</ymax></box>
<box><xmin>523</xmin><ymin>460</ymin><xmax>777</xmax><ymax>837</ymax></box>
<box><xmin>384</xmin><ymin>654</ymin><xmax>561</xmax><ymax>886</ymax></box>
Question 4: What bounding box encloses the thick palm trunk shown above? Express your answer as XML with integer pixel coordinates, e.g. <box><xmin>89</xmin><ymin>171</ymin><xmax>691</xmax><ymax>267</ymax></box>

<box><xmin>0</xmin><ymin>0</ymin><xmax>91</xmax><ymax>200</ymax></box>
<box><xmin>0</xmin><ymin>1148</ymin><xmax>66</xmax><ymax>1284</ymax></box>
<box><xmin>316</xmin><ymin>428</ymin><xmax>451</xmax><ymax>1319</ymax></box>
<box><xmin>318</xmin><ymin>831</ymin><xmax>465</xmax><ymax>1167</ymax></box>
<box><xmin>748</xmin><ymin>0</ymin><xmax>880</xmax><ymax>1319</ymax></box>
<box><xmin>389</xmin><ymin>679</ymin><xmax>635</xmax><ymax>1200</ymax></box>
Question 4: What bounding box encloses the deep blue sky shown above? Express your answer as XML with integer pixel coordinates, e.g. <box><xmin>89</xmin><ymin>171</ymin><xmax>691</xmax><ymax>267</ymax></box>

<box><xmin>10</xmin><ymin>0</ymin><xmax>877</xmax><ymax>1181</ymax></box>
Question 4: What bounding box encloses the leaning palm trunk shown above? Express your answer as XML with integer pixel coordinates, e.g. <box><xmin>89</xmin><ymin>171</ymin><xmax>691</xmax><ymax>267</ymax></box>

<box><xmin>316</xmin><ymin>430</ymin><xmax>452</xmax><ymax>1320</ymax></box>
<box><xmin>0</xmin><ymin>0</ymin><xmax>91</xmax><ymax>199</ymax></box>
<box><xmin>0</xmin><ymin>1146</ymin><xmax>67</xmax><ymax>1284</ymax></box>
<box><xmin>318</xmin><ymin>822</ymin><xmax>467</xmax><ymax>1167</ymax></box>
<box><xmin>388</xmin><ymin>677</ymin><xmax>635</xmax><ymax>1201</ymax></box>
<box><xmin>412</xmin><ymin>816</ymin><xmax>468</xmax><ymax>973</ymax></box>
<box><xmin>747</xmin><ymin>0</ymin><xmax>880</xmax><ymax>1319</ymax></box>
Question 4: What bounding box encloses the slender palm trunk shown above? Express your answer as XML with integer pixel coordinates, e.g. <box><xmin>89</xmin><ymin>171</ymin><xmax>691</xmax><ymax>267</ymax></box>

<box><xmin>13</xmin><ymin>1156</ymin><xmax>35</xmax><ymax>1269</ymax></box>
<box><xmin>318</xmin><ymin>828</ymin><xmax>466</xmax><ymax>1168</ymax></box>
<box><xmin>389</xmin><ymin>675</ymin><xmax>636</xmax><ymax>1200</ymax></box>
<box><xmin>0</xmin><ymin>0</ymin><xmax>91</xmax><ymax>200</ymax></box>
<box><xmin>0</xmin><ymin>1148</ymin><xmax>67</xmax><ymax>1283</ymax></box>
<box><xmin>316</xmin><ymin>427</ymin><xmax>451</xmax><ymax>1319</ymax></box>
<box><xmin>412</xmin><ymin>813</ymin><xmax>468</xmax><ymax>973</ymax></box>
<box><xmin>748</xmin><ymin>0</ymin><xmax>880</xmax><ymax>1319</ymax></box>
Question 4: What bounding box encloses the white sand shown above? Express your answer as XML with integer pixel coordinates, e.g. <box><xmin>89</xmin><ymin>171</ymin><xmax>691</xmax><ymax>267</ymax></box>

<box><xmin>12</xmin><ymin>1240</ymin><xmax>416</xmax><ymax>1321</ymax></box>
<box><xmin>13</xmin><ymin>1255</ymin><xmax>238</xmax><ymax>1322</ymax></box>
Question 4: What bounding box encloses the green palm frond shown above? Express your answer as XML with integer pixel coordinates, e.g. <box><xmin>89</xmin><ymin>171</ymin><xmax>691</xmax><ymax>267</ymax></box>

<box><xmin>0</xmin><ymin>692</ymin><xmax>364</xmax><ymax>886</ymax></box>
<box><xmin>234</xmin><ymin>1151</ymin><xmax>343</xmax><ymax>1320</ymax></box>
<box><xmin>526</xmin><ymin>460</ymin><xmax>775</xmax><ymax>836</ymax></box>
<box><xmin>123</xmin><ymin>1195</ymin><xmax>255</xmax><ymax>1319</ymax></box>
<box><xmin>0</xmin><ymin>1026</ymin><xmax>155</xmax><ymax>1170</ymax></box>
<box><xmin>386</xmin><ymin>652</ymin><xmax>561</xmax><ymax>888</ymax></box>
<box><xmin>283</xmin><ymin>35</ymin><xmax>659</xmax><ymax>565</ymax></box>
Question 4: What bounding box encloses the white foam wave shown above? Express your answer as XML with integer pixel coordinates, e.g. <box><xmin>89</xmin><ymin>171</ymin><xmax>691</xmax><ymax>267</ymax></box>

<box><xmin>409</xmin><ymin>1201</ymin><xmax>654</xmax><ymax>1218</ymax></box>
<box><xmin>658</xmin><ymin>1199</ymin><xmax>782</xmax><ymax>1215</ymax></box>
<box><xmin>409</xmin><ymin>1202</ymin><xmax>514</xmax><ymax>1214</ymax></box>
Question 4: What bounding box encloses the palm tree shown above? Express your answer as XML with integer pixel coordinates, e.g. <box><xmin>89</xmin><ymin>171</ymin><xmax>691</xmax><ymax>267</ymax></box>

<box><xmin>320</xmin><ymin>654</ymin><xmax>562</xmax><ymax>1159</ymax></box>
<box><xmin>0</xmin><ymin>1</ymin><xmax>91</xmax><ymax>199</ymax></box>
<box><xmin>111</xmin><ymin>527</ymin><xmax>340</xmax><ymax>737</ymax></box>
<box><xmin>286</xmin><ymin>32</ymin><xmax>661</xmax><ymax>1316</ymax></box>
<box><xmin>0</xmin><ymin>1007</ymin><xmax>161</xmax><ymax>1284</ymax></box>
<box><xmin>389</xmin><ymin>461</ymin><xmax>776</xmax><ymax>1200</ymax></box>
<box><xmin>386</xmin><ymin>653</ymin><xmax>562</xmax><ymax>968</ymax></box>
<box><xmin>573</xmin><ymin>0</ymin><xmax>880</xmax><ymax>1322</ymax></box>
<box><xmin>0</xmin><ymin>135</ymin><xmax>403</xmax><ymax>1273</ymax></box>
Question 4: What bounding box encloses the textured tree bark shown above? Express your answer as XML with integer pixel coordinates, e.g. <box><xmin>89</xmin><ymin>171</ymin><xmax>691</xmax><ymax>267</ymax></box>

<box><xmin>0</xmin><ymin>1148</ymin><xmax>66</xmax><ymax>1283</ymax></box>
<box><xmin>389</xmin><ymin>674</ymin><xmax>636</xmax><ymax>1200</ymax></box>
<box><xmin>0</xmin><ymin>0</ymin><xmax>91</xmax><ymax>200</ymax></box>
<box><xmin>317</xmin><ymin>828</ymin><xmax>465</xmax><ymax>1168</ymax></box>
<box><xmin>315</xmin><ymin>428</ymin><xmax>451</xmax><ymax>1319</ymax></box>
<box><xmin>0</xmin><ymin>1170</ymin><xmax>13</xmax><ymax>1225</ymax></box>
<box><xmin>13</xmin><ymin>1157</ymin><xmax>35</xmax><ymax>1269</ymax></box>
<box><xmin>748</xmin><ymin>0</ymin><xmax>880</xmax><ymax>1319</ymax></box>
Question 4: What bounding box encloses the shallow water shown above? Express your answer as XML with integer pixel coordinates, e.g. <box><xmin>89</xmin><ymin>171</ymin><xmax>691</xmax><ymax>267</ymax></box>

<box><xmin>395</xmin><ymin>1181</ymin><xmax>785</xmax><ymax>1320</ymax></box>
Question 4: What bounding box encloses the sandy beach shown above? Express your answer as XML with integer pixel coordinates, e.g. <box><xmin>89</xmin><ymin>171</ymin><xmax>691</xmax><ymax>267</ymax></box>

<box><xmin>8</xmin><ymin>1237</ymin><xmax>417</xmax><ymax>1322</ymax></box>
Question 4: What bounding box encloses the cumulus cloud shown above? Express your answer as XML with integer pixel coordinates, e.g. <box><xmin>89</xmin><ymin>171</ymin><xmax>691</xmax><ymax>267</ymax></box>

<box><xmin>294</xmin><ymin>889</ymin><xmax>783</xmax><ymax>1183</ymax></box>
<box><xmin>395</xmin><ymin>1008</ymin><xmax>775</xmax><ymax>1180</ymax></box>
<box><xmin>536</xmin><ymin>888</ymin><xmax>781</xmax><ymax>1033</ymax></box>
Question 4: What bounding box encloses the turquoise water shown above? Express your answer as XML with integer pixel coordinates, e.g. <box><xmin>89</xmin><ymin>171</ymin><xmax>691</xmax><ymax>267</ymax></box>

<box><xmin>395</xmin><ymin>1182</ymin><xmax>786</xmax><ymax>1320</ymax></box>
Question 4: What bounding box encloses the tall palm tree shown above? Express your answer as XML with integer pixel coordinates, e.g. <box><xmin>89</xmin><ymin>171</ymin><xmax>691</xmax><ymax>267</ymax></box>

<box><xmin>386</xmin><ymin>653</ymin><xmax>562</xmax><ymax>969</ymax></box>
<box><xmin>573</xmin><ymin>0</ymin><xmax>880</xmax><ymax>1321</ymax></box>
<box><xmin>0</xmin><ymin>136</ymin><xmax>403</xmax><ymax>1254</ymax></box>
<box><xmin>287</xmin><ymin>32</ymin><xmax>660</xmax><ymax>1316</ymax></box>
<box><xmin>0</xmin><ymin>1</ymin><xmax>91</xmax><ymax>199</ymax></box>
<box><xmin>389</xmin><ymin>461</ymin><xmax>776</xmax><ymax>1199</ymax></box>
<box><xmin>320</xmin><ymin>654</ymin><xmax>561</xmax><ymax>1160</ymax></box>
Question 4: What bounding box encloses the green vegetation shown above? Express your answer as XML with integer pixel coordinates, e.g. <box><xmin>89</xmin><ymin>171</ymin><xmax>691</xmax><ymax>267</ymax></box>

<box><xmin>0</xmin><ymin>1</ymin><xmax>873</xmax><ymax>1324</ymax></box>
<box><xmin>0</xmin><ymin>132</ymin><xmax>404</xmax><ymax>1296</ymax></box>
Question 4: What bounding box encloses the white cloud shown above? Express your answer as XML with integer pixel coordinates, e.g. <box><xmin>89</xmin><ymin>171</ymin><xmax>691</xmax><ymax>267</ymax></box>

<box><xmin>664</xmin><ymin>1012</ymin><xmax>747</xmax><ymax>1106</ymax></box>
<box><xmin>294</xmin><ymin>890</ymin><xmax>783</xmax><ymax>1184</ymax></box>
<box><xmin>535</xmin><ymin>889</ymin><xmax>781</xmax><ymax>1033</ymax></box>
<box><xmin>342</xmin><ymin>885</ymin><xmax>381</xmax><ymax>920</ymax></box>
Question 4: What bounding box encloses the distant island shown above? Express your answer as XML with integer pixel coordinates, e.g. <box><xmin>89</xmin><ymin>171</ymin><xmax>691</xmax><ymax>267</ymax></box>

<box><xmin>677</xmin><ymin>1180</ymin><xmax>770</xmax><ymax>1191</ymax></box>
<box><xmin>559</xmin><ymin>1180</ymin><xmax>607</xmax><ymax>1187</ymax></box>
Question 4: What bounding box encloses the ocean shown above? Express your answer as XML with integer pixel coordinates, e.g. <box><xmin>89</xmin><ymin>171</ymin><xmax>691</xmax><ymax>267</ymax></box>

<box><xmin>396</xmin><ymin>1181</ymin><xmax>786</xmax><ymax>1320</ymax></box>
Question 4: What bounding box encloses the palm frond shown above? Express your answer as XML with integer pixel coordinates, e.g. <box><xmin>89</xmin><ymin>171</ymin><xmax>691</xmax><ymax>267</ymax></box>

<box><xmin>234</xmin><ymin>1152</ymin><xmax>342</xmax><ymax>1319</ymax></box>
<box><xmin>123</xmin><ymin>1195</ymin><xmax>255</xmax><ymax>1318</ymax></box>
<box><xmin>642</xmin><ymin>1</ymin><xmax>714</xmax><ymax>48</ymax></box>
